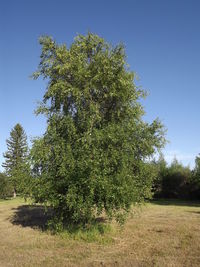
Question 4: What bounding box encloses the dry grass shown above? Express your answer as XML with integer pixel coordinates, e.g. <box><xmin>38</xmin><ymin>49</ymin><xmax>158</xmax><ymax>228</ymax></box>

<box><xmin>0</xmin><ymin>198</ymin><xmax>200</xmax><ymax>267</ymax></box>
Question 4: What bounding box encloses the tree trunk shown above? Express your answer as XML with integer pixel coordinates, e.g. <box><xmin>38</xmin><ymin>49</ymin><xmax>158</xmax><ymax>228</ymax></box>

<box><xmin>13</xmin><ymin>188</ymin><xmax>16</xmax><ymax>198</ymax></box>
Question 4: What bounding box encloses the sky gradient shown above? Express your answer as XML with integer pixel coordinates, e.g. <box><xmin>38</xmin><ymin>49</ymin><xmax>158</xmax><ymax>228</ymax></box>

<box><xmin>1</xmin><ymin>0</ymin><xmax>200</xmax><ymax>170</ymax></box>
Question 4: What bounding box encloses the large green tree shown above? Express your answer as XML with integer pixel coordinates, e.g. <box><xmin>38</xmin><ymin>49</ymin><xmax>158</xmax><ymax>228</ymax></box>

<box><xmin>2</xmin><ymin>123</ymin><xmax>29</xmax><ymax>197</ymax></box>
<box><xmin>31</xmin><ymin>33</ymin><xmax>165</xmax><ymax>226</ymax></box>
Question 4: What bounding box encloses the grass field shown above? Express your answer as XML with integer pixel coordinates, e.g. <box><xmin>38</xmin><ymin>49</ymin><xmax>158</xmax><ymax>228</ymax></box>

<box><xmin>0</xmin><ymin>198</ymin><xmax>200</xmax><ymax>267</ymax></box>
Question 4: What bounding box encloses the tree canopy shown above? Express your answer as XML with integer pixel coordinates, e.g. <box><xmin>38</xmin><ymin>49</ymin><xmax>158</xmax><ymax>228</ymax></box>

<box><xmin>31</xmin><ymin>33</ymin><xmax>165</xmax><ymax>226</ymax></box>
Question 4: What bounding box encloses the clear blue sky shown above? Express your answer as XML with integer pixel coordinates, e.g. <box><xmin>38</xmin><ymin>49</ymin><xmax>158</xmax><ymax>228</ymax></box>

<box><xmin>1</xmin><ymin>0</ymin><xmax>200</xmax><ymax>170</ymax></box>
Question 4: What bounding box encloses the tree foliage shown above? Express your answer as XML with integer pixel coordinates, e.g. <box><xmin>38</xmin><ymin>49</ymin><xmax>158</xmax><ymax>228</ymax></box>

<box><xmin>193</xmin><ymin>155</ymin><xmax>200</xmax><ymax>180</ymax></box>
<box><xmin>0</xmin><ymin>173</ymin><xmax>12</xmax><ymax>199</ymax></box>
<box><xmin>152</xmin><ymin>153</ymin><xmax>168</xmax><ymax>197</ymax></box>
<box><xmin>2</xmin><ymin>123</ymin><xmax>29</xmax><ymax>196</ymax></box>
<box><xmin>31</xmin><ymin>33</ymin><xmax>165</xmax><ymax>226</ymax></box>
<box><xmin>153</xmin><ymin>156</ymin><xmax>200</xmax><ymax>200</ymax></box>
<box><xmin>161</xmin><ymin>158</ymin><xmax>191</xmax><ymax>198</ymax></box>
<box><xmin>190</xmin><ymin>155</ymin><xmax>200</xmax><ymax>199</ymax></box>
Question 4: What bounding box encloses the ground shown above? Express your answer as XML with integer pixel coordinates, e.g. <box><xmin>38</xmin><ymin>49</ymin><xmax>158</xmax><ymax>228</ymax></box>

<box><xmin>0</xmin><ymin>198</ymin><xmax>200</xmax><ymax>267</ymax></box>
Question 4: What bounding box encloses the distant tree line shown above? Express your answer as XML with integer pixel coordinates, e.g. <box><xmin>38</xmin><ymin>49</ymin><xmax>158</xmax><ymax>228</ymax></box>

<box><xmin>152</xmin><ymin>154</ymin><xmax>200</xmax><ymax>200</ymax></box>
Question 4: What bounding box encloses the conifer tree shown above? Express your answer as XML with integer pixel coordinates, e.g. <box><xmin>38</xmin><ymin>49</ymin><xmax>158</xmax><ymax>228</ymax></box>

<box><xmin>2</xmin><ymin>123</ymin><xmax>29</xmax><ymax>197</ymax></box>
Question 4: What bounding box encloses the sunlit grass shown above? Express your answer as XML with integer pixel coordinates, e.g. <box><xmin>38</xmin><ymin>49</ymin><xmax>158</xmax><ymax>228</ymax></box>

<box><xmin>0</xmin><ymin>198</ymin><xmax>200</xmax><ymax>266</ymax></box>
<box><xmin>59</xmin><ymin>222</ymin><xmax>115</xmax><ymax>244</ymax></box>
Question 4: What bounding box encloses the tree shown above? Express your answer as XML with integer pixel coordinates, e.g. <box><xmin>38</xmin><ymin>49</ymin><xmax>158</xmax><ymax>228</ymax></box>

<box><xmin>152</xmin><ymin>153</ymin><xmax>168</xmax><ymax>197</ymax></box>
<box><xmin>31</xmin><ymin>33</ymin><xmax>165</xmax><ymax>226</ymax></box>
<box><xmin>2</xmin><ymin>123</ymin><xmax>29</xmax><ymax>197</ymax></box>
<box><xmin>0</xmin><ymin>173</ymin><xmax>12</xmax><ymax>199</ymax></box>
<box><xmin>194</xmin><ymin>155</ymin><xmax>200</xmax><ymax>179</ymax></box>
<box><xmin>190</xmin><ymin>155</ymin><xmax>200</xmax><ymax>199</ymax></box>
<box><xmin>158</xmin><ymin>157</ymin><xmax>192</xmax><ymax>199</ymax></box>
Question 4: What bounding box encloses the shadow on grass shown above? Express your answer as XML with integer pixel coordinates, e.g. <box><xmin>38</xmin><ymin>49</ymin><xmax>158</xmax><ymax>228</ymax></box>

<box><xmin>151</xmin><ymin>199</ymin><xmax>200</xmax><ymax>207</ymax></box>
<box><xmin>10</xmin><ymin>205</ymin><xmax>112</xmax><ymax>243</ymax></box>
<box><xmin>10</xmin><ymin>205</ymin><xmax>107</xmax><ymax>234</ymax></box>
<box><xmin>11</xmin><ymin>205</ymin><xmax>53</xmax><ymax>231</ymax></box>
<box><xmin>186</xmin><ymin>211</ymin><xmax>200</xmax><ymax>215</ymax></box>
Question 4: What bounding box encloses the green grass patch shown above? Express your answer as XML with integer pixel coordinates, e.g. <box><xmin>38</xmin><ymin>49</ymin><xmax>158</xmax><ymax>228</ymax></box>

<box><xmin>0</xmin><ymin>196</ymin><xmax>24</xmax><ymax>205</ymax></box>
<box><xmin>59</xmin><ymin>222</ymin><xmax>115</xmax><ymax>244</ymax></box>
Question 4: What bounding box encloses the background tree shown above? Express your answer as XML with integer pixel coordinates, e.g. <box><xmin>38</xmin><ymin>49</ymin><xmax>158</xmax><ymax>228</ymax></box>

<box><xmin>193</xmin><ymin>155</ymin><xmax>200</xmax><ymax>179</ymax></box>
<box><xmin>152</xmin><ymin>153</ymin><xmax>168</xmax><ymax>197</ymax></box>
<box><xmin>161</xmin><ymin>158</ymin><xmax>191</xmax><ymax>198</ymax></box>
<box><xmin>31</xmin><ymin>33</ymin><xmax>165</xmax><ymax>227</ymax></box>
<box><xmin>189</xmin><ymin>155</ymin><xmax>200</xmax><ymax>199</ymax></box>
<box><xmin>0</xmin><ymin>173</ymin><xmax>12</xmax><ymax>199</ymax></box>
<box><xmin>152</xmin><ymin>156</ymin><xmax>200</xmax><ymax>200</ymax></box>
<box><xmin>2</xmin><ymin>123</ymin><xmax>29</xmax><ymax>197</ymax></box>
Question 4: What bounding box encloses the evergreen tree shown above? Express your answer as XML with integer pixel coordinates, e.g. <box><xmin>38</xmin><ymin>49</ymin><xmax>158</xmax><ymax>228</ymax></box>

<box><xmin>31</xmin><ymin>33</ymin><xmax>166</xmax><ymax>226</ymax></box>
<box><xmin>2</xmin><ymin>123</ymin><xmax>29</xmax><ymax>197</ymax></box>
